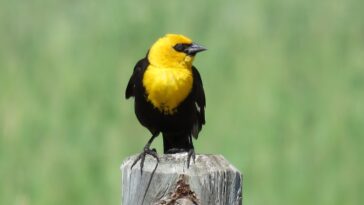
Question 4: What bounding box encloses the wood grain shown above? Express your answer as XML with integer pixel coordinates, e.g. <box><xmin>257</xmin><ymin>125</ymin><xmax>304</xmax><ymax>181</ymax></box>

<box><xmin>121</xmin><ymin>153</ymin><xmax>242</xmax><ymax>205</ymax></box>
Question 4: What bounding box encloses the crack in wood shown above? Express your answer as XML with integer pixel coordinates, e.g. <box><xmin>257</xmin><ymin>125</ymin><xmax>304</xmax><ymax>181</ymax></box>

<box><xmin>155</xmin><ymin>175</ymin><xmax>199</xmax><ymax>205</ymax></box>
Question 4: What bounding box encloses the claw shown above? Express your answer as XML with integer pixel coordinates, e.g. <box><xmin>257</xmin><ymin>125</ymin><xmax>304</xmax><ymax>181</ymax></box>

<box><xmin>187</xmin><ymin>149</ymin><xmax>196</xmax><ymax>168</ymax></box>
<box><xmin>131</xmin><ymin>147</ymin><xmax>159</xmax><ymax>175</ymax></box>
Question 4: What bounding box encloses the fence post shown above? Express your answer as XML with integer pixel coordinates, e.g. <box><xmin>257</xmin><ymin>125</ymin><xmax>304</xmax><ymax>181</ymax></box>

<box><xmin>121</xmin><ymin>153</ymin><xmax>242</xmax><ymax>205</ymax></box>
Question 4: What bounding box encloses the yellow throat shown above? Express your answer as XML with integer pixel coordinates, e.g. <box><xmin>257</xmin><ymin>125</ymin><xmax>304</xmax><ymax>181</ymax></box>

<box><xmin>142</xmin><ymin>34</ymin><xmax>195</xmax><ymax>114</ymax></box>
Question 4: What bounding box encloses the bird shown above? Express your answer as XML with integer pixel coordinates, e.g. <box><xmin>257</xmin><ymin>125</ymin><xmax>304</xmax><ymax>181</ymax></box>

<box><xmin>125</xmin><ymin>34</ymin><xmax>206</xmax><ymax>171</ymax></box>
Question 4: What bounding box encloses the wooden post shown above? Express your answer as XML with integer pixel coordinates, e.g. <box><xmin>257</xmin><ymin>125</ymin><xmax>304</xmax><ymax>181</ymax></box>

<box><xmin>121</xmin><ymin>153</ymin><xmax>242</xmax><ymax>205</ymax></box>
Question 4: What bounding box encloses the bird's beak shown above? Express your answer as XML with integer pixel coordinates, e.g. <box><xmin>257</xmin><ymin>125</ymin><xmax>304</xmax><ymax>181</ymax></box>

<box><xmin>185</xmin><ymin>43</ymin><xmax>207</xmax><ymax>56</ymax></box>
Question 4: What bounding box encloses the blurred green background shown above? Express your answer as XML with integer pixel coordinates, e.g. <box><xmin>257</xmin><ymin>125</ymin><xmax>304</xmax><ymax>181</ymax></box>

<box><xmin>1</xmin><ymin>0</ymin><xmax>363</xmax><ymax>204</ymax></box>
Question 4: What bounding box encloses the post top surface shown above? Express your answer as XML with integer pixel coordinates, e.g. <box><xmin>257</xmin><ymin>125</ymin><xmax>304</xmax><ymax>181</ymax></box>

<box><xmin>121</xmin><ymin>153</ymin><xmax>241</xmax><ymax>176</ymax></box>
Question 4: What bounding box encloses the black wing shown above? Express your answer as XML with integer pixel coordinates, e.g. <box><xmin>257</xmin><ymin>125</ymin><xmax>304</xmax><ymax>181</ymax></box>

<box><xmin>191</xmin><ymin>66</ymin><xmax>206</xmax><ymax>139</ymax></box>
<box><xmin>125</xmin><ymin>57</ymin><xmax>149</xmax><ymax>99</ymax></box>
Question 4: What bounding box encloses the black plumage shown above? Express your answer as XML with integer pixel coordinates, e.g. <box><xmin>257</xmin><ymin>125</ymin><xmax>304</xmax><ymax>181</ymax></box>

<box><xmin>125</xmin><ymin>34</ymin><xmax>206</xmax><ymax>170</ymax></box>
<box><xmin>126</xmin><ymin>56</ymin><xmax>205</xmax><ymax>152</ymax></box>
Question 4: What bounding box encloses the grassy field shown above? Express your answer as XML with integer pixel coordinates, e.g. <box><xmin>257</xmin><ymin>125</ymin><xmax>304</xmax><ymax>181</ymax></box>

<box><xmin>1</xmin><ymin>0</ymin><xmax>364</xmax><ymax>204</ymax></box>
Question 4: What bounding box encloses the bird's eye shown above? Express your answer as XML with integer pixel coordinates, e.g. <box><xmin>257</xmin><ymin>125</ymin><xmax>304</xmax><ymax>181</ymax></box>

<box><xmin>173</xmin><ymin>43</ymin><xmax>189</xmax><ymax>52</ymax></box>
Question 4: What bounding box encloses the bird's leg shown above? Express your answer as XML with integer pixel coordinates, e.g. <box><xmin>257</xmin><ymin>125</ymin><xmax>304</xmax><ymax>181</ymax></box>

<box><xmin>186</xmin><ymin>136</ymin><xmax>196</xmax><ymax>168</ymax></box>
<box><xmin>131</xmin><ymin>132</ymin><xmax>159</xmax><ymax>174</ymax></box>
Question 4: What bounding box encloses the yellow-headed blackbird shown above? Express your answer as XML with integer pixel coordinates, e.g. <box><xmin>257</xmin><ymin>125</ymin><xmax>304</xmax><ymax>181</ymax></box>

<box><xmin>125</xmin><ymin>34</ymin><xmax>206</xmax><ymax>170</ymax></box>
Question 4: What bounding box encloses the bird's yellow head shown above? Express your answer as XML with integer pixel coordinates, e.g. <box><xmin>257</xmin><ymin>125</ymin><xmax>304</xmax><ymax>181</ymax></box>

<box><xmin>148</xmin><ymin>34</ymin><xmax>206</xmax><ymax>69</ymax></box>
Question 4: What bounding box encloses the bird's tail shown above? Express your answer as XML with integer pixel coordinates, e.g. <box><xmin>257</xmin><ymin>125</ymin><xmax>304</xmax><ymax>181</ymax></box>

<box><xmin>162</xmin><ymin>133</ymin><xmax>193</xmax><ymax>154</ymax></box>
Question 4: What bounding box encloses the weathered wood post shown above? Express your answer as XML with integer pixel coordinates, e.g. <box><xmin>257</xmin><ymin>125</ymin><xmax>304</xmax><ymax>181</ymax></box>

<box><xmin>121</xmin><ymin>153</ymin><xmax>242</xmax><ymax>205</ymax></box>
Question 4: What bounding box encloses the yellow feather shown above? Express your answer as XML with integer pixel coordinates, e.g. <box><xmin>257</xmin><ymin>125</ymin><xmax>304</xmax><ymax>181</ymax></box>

<box><xmin>143</xmin><ymin>65</ymin><xmax>193</xmax><ymax>114</ymax></box>
<box><xmin>143</xmin><ymin>34</ymin><xmax>196</xmax><ymax>114</ymax></box>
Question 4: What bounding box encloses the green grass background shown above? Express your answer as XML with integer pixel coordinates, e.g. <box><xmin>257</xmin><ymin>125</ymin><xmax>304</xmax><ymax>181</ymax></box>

<box><xmin>1</xmin><ymin>0</ymin><xmax>363</xmax><ymax>204</ymax></box>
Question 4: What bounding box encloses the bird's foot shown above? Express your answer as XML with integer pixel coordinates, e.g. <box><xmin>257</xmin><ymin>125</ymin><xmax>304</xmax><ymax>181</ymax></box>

<box><xmin>187</xmin><ymin>148</ymin><xmax>196</xmax><ymax>168</ymax></box>
<box><xmin>131</xmin><ymin>146</ymin><xmax>159</xmax><ymax>175</ymax></box>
